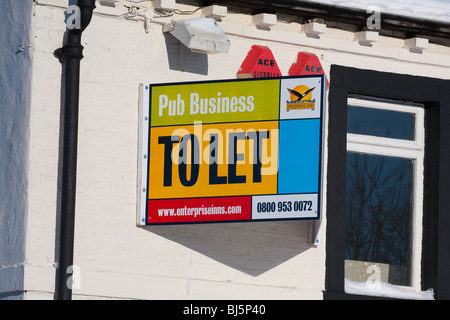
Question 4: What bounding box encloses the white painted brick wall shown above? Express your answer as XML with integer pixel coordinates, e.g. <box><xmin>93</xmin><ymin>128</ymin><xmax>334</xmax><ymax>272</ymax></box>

<box><xmin>25</xmin><ymin>2</ymin><xmax>450</xmax><ymax>300</ymax></box>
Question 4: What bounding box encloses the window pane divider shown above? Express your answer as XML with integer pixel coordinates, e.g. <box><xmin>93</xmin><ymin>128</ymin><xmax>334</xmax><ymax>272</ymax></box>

<box><xmin>347</xmin><ymin>140</ymin><xmax>422</xmax><ymax>159</ymax></box>
<box><xmin>347</xmin><ymin>133</ymin><xmax>423</xmax><ymax>153</ymax></box>
<box><xmin>348</xmin><ymin>97</ymin><xmax>423</xmax><ymax>114</ymax></box>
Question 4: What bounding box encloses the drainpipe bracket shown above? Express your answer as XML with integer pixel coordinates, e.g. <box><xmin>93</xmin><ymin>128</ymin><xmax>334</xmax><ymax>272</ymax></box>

<box><xmin>54</xmin><ymin>42</ymin><xmax>85</xmax><ymax>63</ymax></box>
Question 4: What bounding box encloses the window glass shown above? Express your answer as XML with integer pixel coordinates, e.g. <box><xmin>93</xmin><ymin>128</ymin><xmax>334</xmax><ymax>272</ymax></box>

<box><xmin>345</xmin><ymin>152</ymin><xmax>414</xmax><ymax>286</ymax></box>
<box><xmin>347</xmin><ymin>105</ymin><xmax>415</xmax><ymax>140</ymax></box>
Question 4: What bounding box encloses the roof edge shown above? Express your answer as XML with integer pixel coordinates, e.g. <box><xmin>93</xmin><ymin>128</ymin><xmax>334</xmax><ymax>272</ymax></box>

<box><xmin>176</xmin><ymin>0</ymin><xmax>450</xmax><ymax>46</ymax></box>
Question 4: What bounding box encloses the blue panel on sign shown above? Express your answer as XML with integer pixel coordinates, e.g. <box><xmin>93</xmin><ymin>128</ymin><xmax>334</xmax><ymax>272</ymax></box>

<box><xmin>278</xmin><ymin>119</ymin><xmax>320</xmax><ymax>194</ymax></box>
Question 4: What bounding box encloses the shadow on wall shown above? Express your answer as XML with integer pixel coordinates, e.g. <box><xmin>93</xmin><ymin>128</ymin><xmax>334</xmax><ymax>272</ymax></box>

<box><xmin>156</xmin><ymin>32</ymin><xmax>311</xmax><ymax>278</ymax></box>
<box><xmin>164</xmin><ymin>33</ymin><xmax>209</xmax><ymax>75</ymax></box>
<box><xmin>143</xmin><ymin>220</ymin><xmax>313</xmax><ymax>277</ymax></box>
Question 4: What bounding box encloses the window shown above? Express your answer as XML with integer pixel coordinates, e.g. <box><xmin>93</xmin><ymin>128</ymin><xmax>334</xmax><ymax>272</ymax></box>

<box><xmin>325</xmin><ymin>65</ymin><xmax>450</xmax><ymax>300</ymax></box>
<box><xmin>344</xmin><ymin>97</ymin><xmax>425</xmax><ymax>295</ymax></box>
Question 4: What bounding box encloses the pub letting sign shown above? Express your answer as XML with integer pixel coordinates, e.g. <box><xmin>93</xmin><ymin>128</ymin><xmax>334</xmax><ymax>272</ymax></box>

<box><xmin>137</xmin><ymin>75</ymin><xmax>326</xmax><ymax>225</ymax></box>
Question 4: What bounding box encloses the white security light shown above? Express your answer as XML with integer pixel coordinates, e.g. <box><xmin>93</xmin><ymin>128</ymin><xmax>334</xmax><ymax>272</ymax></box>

<box><xmin>163</xmin><ymin>18</ymin><xmax>230</xmax><ymax>54</ymax></box>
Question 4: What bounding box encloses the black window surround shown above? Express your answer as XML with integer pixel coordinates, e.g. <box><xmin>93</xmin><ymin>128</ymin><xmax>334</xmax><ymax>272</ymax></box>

<box><xmin>324</xmin><ymin>65</ymin><xmax>450</xmax><ymax>300</ymax></box>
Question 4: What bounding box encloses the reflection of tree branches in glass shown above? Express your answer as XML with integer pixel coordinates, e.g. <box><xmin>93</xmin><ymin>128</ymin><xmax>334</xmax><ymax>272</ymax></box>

<box><xmin>345</xmin><ymin>152</ymin><xmax>413</xmax><ymax>285</ymax></box>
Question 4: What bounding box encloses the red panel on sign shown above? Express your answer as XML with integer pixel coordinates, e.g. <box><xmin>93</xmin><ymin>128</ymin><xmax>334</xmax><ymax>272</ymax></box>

<box><xmin>237</xmin><ymin>45</ymin><xmax>282</xmax><ymax>78</ymax></box>
<box><xmin>148</xmin><ymin>196</ymin><xmax>252</xmax><ymax>224</ymax></box>
<box><xmin>288</xmin><ymin>52</ymin><xmax>328</xmax><ymax>85</ymax></box>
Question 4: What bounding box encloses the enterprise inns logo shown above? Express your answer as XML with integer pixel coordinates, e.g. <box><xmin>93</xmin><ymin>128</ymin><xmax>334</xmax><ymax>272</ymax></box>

<box><xmin>286</xmin><ymin>85</ymin><xmax>316</xmax><ymax>111</ymax></box>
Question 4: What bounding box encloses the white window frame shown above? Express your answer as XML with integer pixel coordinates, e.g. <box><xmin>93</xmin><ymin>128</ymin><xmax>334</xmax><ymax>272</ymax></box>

<box><xmin>346</xmin><ymin>97</ymin><xmax>425</xmax><ymax>293</ymax></box>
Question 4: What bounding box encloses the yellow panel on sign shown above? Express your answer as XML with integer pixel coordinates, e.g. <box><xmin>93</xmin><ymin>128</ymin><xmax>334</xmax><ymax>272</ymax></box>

<box><xmin>148</xmin><ymin>121</ymin><xmax>279</xmax><ymax>199</ymax></box>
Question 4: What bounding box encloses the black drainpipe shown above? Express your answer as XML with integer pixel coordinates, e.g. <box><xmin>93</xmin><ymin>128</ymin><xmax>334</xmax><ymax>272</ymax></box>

<box><xmin>53</xmin><ymin>0</ymin><xmax>95</xmax><ymax>300</ymax></box>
